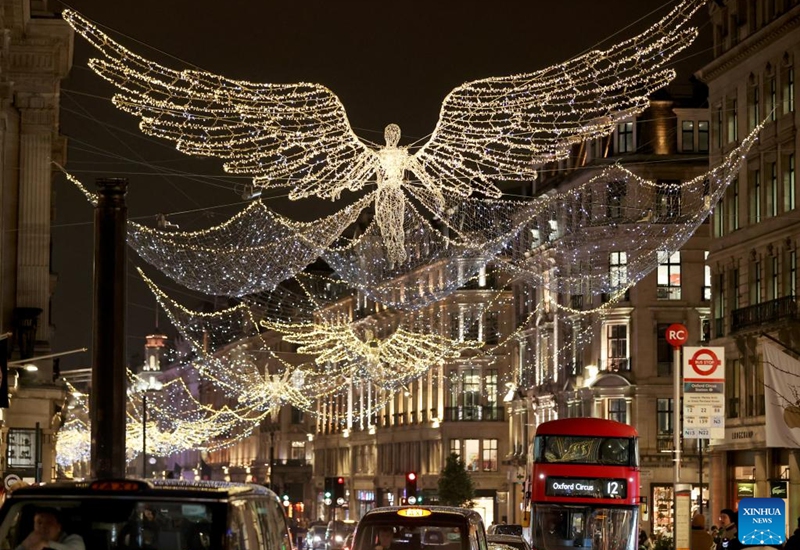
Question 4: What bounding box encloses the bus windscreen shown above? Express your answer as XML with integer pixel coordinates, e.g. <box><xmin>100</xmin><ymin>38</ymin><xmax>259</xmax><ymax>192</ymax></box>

<box><xmin>536</xmin><ymin>436</ymin><xmax>633</xmax><ymax>466</ymax></box>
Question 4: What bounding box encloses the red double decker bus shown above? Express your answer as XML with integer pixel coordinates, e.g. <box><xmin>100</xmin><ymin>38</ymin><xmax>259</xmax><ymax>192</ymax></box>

<box><xmin>529</xmin><ymin>418</ymin><xmax>639</xmax><ymax>550</ymax></box>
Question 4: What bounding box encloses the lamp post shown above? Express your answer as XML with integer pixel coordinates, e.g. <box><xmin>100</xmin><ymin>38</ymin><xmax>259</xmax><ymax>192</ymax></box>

<box><xmin>129</xmin><ymin>373</ymin><xmax>163</xmax><ymax>478</ymax></box>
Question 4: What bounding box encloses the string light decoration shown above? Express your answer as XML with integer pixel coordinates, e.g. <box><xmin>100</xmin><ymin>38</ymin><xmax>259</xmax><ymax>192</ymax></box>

<box><xmin>261</xmin><ymin>319</ymin><xmax>481</xmax><ymax>389</ymax></box>
<box><xmin>63</xmin><ymin>0</ymin><xmax>704</xmax><ymax>266</ymax></box>
<box><xmin>498</xmin><ymin>124</ymin><xmax>763</xmax><ymax>296</ymax></box>
<box><xmin>128</xmin><ymin>194</ymin><xmax>371</xmax><ymax>297</ymax></box>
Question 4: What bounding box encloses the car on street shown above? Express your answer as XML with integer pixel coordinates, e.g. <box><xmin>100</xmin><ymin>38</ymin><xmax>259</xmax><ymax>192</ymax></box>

<box><xmin>488</xmin><ymin>524</ymin><xmax>524</xmax><ymax>536</ymax></box>
<box><xmin>326</xmin><ymin>519</ymin><xmax>357</xmax><ymax>550</ymax></box>
<box><xmin>487</xmin><ymin>534</ymin><xmax>532</xmax><ymax>550</ymax></box>
<box><xmin>352</xmin><ymin>505</ymin><xmax>487</xmax><ymax>550</ymax></box>
<box><xmin>0</xmin><ymin>477</ymin><xmax>291</xmax><ymax>550</ymax></box>
<box><xmin>309</xmin><ymin>524</ymin><xmax>329</xmax><ymax>550</ymax></box>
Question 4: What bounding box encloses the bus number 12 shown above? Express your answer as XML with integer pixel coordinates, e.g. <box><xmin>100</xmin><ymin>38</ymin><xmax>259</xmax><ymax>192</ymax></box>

<box><xmin>606</xmin><ymin>481</ymin><xmax>621</xmax><ymax>496</ymax></box>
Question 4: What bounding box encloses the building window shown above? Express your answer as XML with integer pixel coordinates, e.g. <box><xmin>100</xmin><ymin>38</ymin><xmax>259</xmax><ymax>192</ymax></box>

<box><xmin>715</xmin><ymin>106</ymin><xmax>723</xmax><ymax>148</ymax></box>
<box><xmin>751</xmin><ymin>260</ymin><xmax>762</xmax><ymax>304</ymax></box>
<box><xmin>698</xmin><ymin>120</ymin><xmax>709</xmax><ymax>152</ymax></box>
<box><xmin>290</xmin><ymin>441</ymin><xmax>305</xmax><ymax>461</ymax></box>
<box><xmin>750</xmin><ymin>83</ymin><xmax>760</xmax><ymax>130</ymax></box>
<box><xmin>682</xmin><ymin>121</ymin><xmax>694</xmax><ymax>152</ymax></box>
<box><xmin>617</xmin><ymin>122</ymin><xmax>634</xmax><ymax>153</ymax></box>
<box><xmin>607</xmin><ymin>181</ymin><xmax>626</xmax><ymax>219</ymax></box>
<box><xmin>609</xmin><ymin>251</ymin><xmax>628</xmax><ymax>289</ymax></box>
<box><xmin>482</xmin><ymin>439</ymin><xmax>498</xmax><ymax>471</ymax></box>
<box><xmin>786</xmin><ymin>154</ymin><xmax>796</xmax><ymax>211</ymax></box>
<box><xmin>769</xmin><ymin>162</ymin><xmax>778</xmax><ymax>217</ymax></box>
<box><xmin>704</xmin><ymin>251</ymin><xmax>712</xmax><ymax>301</ymax></box>
<box><xmin>451</xmin><ymin>439</ymin><xmax>497</xmax><ymax>472</ymax></box>
<box><xmin>728</xmin><ymin>98</ymin><xmax>738</xmax><ymax>142</ymax></box>
<box><xmin>727</xmin><ymin>359</ymin><xmax>740</xmax><ymax>418</ymax></box>
<box><xmin>752</xmin><ymin>170</ymin><xmax>762</xmax><ymax>224</ymax></box>
<box><xmin>657</xmin><ymin>324</ymin><xmax>673</xmax><ymax>377</ymax></box>
<box><xmin>657</xmin><ymin>250</ymin><xmax>681</xmax><ymax>300</ymax></box>
<box><xmin>771</xmin><ymin>256</ymin><xmax>779</xmax><ymax>300</ymax></box>
<box><xmin>608</xmin><ymin>399</ymin><xmax>627</xmax><ymax>424</ymax></box>
<box><xmin>791</xmin><ymin>250</ymin><xmax>797</xmax><ymax>298</ymax></box>
<box><xmin>784</xmin><ymin>66</ymin><xmax>795</xmax><ymax>114</ymax></box>
<box><xmin>715</xmin><ymin>198</ymin><xmax>725</xmax><ymax>237</ymax></box>
<box><xmin>731</xmin><ymin>180</ymin><xmax>740</xmax><ymax>230</ymax></box>
<box><xmin>657</xmin><ymin>398</ymin><xmax>674</xmax><ymax>436</ymax></box>
<box><xmin>769</xmin><ymin>76</ymin><xmax>777</xmax><ymax>121</ymax></box>
<box><xmin>604</xmin><ymin>324</ymin><xmax>628</xmax><ymax>372</ymax></box>
<box><xmin>7</xmin><ymin>428</ymin><xmax>36</xmax><ymax>469</ymax></box>
<box><xmin>657</xmin><ymin>180</ymin><xmax>681</xmax><ymax>219</ymax></box>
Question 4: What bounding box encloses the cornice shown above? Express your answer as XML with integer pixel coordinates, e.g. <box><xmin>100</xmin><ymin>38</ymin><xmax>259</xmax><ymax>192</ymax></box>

<box><xmin>697</xmin><ymin>7</ymin><xmax>800</xmax><ymax>83</ymax></box>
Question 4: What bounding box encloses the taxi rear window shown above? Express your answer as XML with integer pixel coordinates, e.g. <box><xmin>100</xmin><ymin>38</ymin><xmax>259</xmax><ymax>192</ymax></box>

<box><xmin>0</xmin><ymin>498</ymin><xmax>224</xmax><ymax>549</ymax></box>
<box><xmin>356</xmin><ymin>520</ymin><xmax>466</xmax><ymax>550</ymax></box>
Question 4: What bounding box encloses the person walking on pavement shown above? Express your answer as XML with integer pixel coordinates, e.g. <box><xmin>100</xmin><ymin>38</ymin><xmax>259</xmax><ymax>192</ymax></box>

<box><xmin>718</xmin><ymin>509</ymin><xmax>741</xmax><ymax>550</ymax></box>
<box><xmin>691</xmin><ymin>514</ymin><xmax>714</xmax><ymax>550</ymax></box>
<box><xmin>784</xmin><ymin>517</ymin><xmax>800</xmax><ymax>550</ymax></box>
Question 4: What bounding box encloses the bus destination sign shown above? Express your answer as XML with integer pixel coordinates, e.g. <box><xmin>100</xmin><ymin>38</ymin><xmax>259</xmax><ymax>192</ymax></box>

<box><xmin>545</xmin><ymin>477</ymin><xmax>627</xmax><ymax>499</ymax></box>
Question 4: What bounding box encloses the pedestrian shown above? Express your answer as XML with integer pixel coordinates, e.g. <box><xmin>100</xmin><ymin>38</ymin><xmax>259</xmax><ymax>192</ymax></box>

<box><xmin>718</xmin><ymin>508</ymin><xmax>741</xmax><ymax>550</ymax></box>
<box><xmin>691</xmin><ymin>514</ymin><xmax>714</xmax><ymax>550</ymax></box>
<box><xmin>784</xmin><ymin>517</ymin><xmax>800</xmax><ymax>550</ymax></box>
<box><xmin>639</xmin><ymin>529</ymin><xmax>653</xmax><ymax>550</ymax></box>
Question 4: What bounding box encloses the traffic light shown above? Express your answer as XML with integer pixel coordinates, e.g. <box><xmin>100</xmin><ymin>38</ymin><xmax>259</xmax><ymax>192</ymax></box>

<box><xmin>334</xmin><ymin>476</ymin><xmax>346</xmax><ymax>504</ymax></box>
<box><xmin>405</xmin><ymin>472</ymin><xmax>417</xmax><ymax>502</ymax></box>
<box><xmin>324</xmin><ymin>476</ymin><xmax>335</xmax><ymax>502</ymax></box>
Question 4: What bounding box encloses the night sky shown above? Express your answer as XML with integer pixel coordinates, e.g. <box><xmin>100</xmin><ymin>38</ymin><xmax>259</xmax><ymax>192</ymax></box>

<box><xmin>49</xmin><ymin>1</ymin><xmax>713</xmax><ymax>371</ymax></box>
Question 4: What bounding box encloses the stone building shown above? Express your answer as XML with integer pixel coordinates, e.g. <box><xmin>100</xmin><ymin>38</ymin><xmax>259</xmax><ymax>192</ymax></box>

<box><xmin>0</xmin><ymin>0</ymin><xmax>73</xmax><ymax>485</ymax></box>
<box><xmin>505</xmin><ymin>92</ymin><xmax>715</xmax><ymax>536</ymax></box>
<box><xmin>695</xmin><ymin>0</ymin><xmax>800</xmax><ymax>530</ymax></box>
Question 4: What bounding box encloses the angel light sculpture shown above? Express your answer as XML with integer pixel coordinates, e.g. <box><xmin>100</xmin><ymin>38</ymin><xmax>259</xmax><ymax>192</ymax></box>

<box><xmin>64</xmin><ymin>0</ymin><xmax>704</xmax><ymax>266</ymax></box>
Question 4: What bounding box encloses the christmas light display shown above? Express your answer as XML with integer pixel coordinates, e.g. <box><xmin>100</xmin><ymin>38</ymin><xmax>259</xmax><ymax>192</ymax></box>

<box><xmin>63</xmin><ymin>0</ymin><xmax>704</xmax><ymax>266</ymax></box>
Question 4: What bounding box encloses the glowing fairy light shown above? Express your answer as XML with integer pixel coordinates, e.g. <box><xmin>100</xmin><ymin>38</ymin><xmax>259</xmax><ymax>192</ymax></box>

<box><xmin>63</xmin><ymin>0</ymin><xmax>704</xmax><ymax>266</ymax></box>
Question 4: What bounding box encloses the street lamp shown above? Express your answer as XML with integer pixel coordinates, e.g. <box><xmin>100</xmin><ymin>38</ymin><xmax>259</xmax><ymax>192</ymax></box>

<box><xmin>128</xmin><ymin>373</ymin><xmax>163</xmax><ymax>478</ymax></box>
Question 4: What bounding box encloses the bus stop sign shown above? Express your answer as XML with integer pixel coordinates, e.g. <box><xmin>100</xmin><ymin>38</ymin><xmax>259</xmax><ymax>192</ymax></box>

<box><xmin>666</xmin><ymin>324</ymin><xmax>688</xmax><ymax>348</ymax></box>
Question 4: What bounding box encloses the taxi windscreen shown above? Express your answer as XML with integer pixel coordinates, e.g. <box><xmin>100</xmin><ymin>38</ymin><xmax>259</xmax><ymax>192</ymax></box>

<box><xmin>0</xmin><ymin>498</ymin><xmax>224</xmax><ymax>549</ymax></box>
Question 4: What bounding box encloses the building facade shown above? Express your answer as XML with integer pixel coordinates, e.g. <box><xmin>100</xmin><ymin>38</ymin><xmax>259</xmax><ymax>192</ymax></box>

<box><xmin>0</xmin><ymin>0</ymin><xmax>73</xmax><ymax>485</ymax></box>
<box><xmin>506</xmin><ymin>94</ymin><xmax>715</xmax><ymax>537</ymax></box>
<box><xmin>696</xmin><ymin>0</ymin><xmax>800</xmax><ymax>530</ymax></box>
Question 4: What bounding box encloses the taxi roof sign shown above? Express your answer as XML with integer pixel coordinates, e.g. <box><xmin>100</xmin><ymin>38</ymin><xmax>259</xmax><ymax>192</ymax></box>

<box><xmin>397</xmin><ymin>508</ymin><xmax>432</xmax><ymax>518</ymax></box>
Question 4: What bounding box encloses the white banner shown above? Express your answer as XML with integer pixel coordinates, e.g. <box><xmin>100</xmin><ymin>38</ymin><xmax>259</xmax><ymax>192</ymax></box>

<box><xmin>762</xmin><ymin>342</ymin><xmax>800</xmax><ymax>448</ymax></box>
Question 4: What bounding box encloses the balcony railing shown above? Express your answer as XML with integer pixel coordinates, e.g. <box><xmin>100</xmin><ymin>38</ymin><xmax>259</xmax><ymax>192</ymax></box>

<box><xmin>443</xmin><ymin>406</ymin><xmax>505</xmax><ymax>422</ymax></box>
<box><xmin>657</xmin><ymin>285</ymin><xmax>682</xmax><ymax>300</ymax></box>
<box><xmin>598</xmin><ymin>357</ymin><xmax>630</xmax><ymax>372</ymax></box>
<box><xmin>731</xmin><ymin>296</ymin><xmax>797</xmax><ymax>332</ymax></box>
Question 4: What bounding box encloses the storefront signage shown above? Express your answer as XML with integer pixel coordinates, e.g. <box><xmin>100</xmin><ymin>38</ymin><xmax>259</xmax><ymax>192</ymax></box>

<box><xmin>738</xmin><ymin>497</ymin><xmax>785</xmax><ymax>545</ymax></box>
<box><xmin>736</xmin><ymin>482</ymin><xmax>755</xmax><ymax>497</ymax></box>
<box><xmin>770</xmin><ymin>481</ymin><xmax>788</xmax><ymax>499</ymax></box>
<box><xmin>683</xmin><ymin>346</ymin><xmax>725</xmax><ymax>439</ymax></box>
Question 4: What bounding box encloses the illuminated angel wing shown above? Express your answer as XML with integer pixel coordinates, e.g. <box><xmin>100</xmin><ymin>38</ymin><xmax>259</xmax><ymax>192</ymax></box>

<box><xmin>261</xmin><ymin>321</ymin><xmax>478</xmax><ymax>371</ymax></box>
<box><xmin>414</xmin><ymin>0</ymin><xmax>705</xmax><ymax>194</ymax></box>
<box><xmin>375</xmin><ymin>328</ymin><xmax>479</xmax><ymax>365</ymax></box>
<box><xmin>62</xmin><ymin>9</ymin><xmax>378</xmax><ymax>201</ymax></box>
<box><xmin>259</xmin><ymin>320</ymin><xmax>368</xmax><ymax>365</ymax></box>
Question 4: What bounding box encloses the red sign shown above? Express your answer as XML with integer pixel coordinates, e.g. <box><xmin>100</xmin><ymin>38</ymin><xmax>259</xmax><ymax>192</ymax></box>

<box><xmin>665</xmin><ymin>323</ymin><xmax>688</xmax><ymax>348</ymax></box>
<box><xmin>688</xmin><ymin>348</ymin><xmax>721</xmax><ymax>377</ymax></box>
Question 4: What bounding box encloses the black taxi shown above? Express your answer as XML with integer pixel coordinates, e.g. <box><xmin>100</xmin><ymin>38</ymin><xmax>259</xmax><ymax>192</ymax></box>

<box><xmin>352</xmin><ymin>506</ymin><xmax>488</xmax><ymax>550</ymax></box>
<box><xmin>0</xmin><ymin>478</ymin><xmax>292</xmax><ymax>550</ymax></box>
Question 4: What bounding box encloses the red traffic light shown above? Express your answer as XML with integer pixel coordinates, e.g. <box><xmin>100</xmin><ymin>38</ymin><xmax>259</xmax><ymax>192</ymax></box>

<box><xmin>337</xmin><ymin>477</ymin><xmax>344</xmax><ymax>484</ymax></box>
<box><xmin>407</xmin><ymin>472</ymin><xmax>416</xmax><ymax>481</ymax></box>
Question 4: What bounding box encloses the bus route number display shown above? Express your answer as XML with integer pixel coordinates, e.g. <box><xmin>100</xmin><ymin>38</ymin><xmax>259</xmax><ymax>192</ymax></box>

<box><xmin>545</xmin><ymin>477</ymin><xmax>627</xmax><ymax>499</ymax></box>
